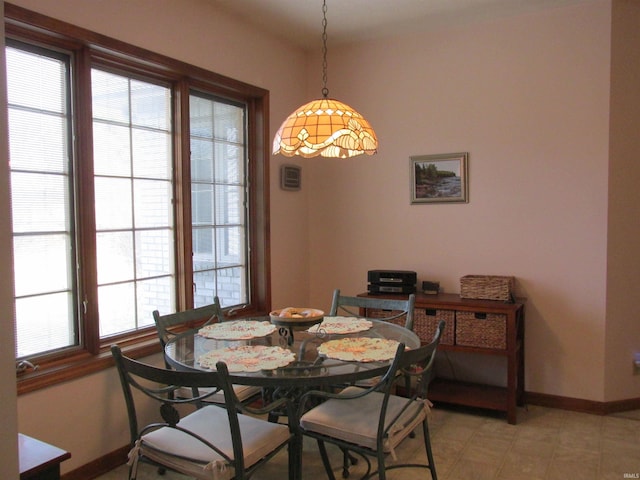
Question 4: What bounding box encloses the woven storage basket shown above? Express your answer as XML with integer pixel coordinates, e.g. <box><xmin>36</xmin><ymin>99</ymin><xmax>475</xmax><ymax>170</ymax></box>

<box><xmin>460</xmin><ymin>275</ymin><xmax>515</xmax><ymax>302</ymax></box>
<box><xmin>414</xmin><ymin>308</ymin><xmax>454</xmax><ymax>345</ymax></box>
<box><xmin>455</xmin><ymin>311</ymin><xmax>506</xmax><ymax>349</ymax></box>
<box><xmin>365</xmin><ymin>308</ymin><xmax>406</xmax><ymax>327</ymax></box>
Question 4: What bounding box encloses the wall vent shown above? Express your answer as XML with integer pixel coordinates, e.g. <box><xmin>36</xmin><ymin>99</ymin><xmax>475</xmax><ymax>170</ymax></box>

<box><xmin>280</xmin><ymin>164</ymin><xmax>301</xmax><ymax>191</ymax></box>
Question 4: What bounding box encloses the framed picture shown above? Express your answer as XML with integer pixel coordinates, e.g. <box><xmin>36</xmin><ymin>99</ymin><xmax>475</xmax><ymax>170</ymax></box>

<box><xmin>410</xmin><ymin>152</ymin><xmax>469</xmax><ymax>204</ymax></box>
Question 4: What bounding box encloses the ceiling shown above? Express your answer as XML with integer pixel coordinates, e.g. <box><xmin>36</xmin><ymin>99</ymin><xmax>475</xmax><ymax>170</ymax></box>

<box><xmin>212</xmin><ymin>0</ymin><xmax>594</xmax><ymax>50</ymax></box>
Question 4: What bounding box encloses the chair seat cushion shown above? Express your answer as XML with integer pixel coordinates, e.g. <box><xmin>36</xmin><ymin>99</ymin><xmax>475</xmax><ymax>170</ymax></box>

<box><xmin>176</xmin><ymin>384</ymin><xmax>261</xmax><ymax>404</ymax></box>
<box><xmin>137</xmin><ymin>405</ymin><xmax>290</xmax><ymax>480</ymax></box>
<box><xmin>230</xmin><ymin>384</ymin><xmax>262</xmax><ymax>401</ymax></box>
<box><xmin>299</xmin><ymin>386</ymin><xmax>427</xmax><ymax>455</ymax></box>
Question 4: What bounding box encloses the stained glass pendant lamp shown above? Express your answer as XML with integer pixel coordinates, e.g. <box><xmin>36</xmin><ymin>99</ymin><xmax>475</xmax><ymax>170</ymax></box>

<box><xmin>272</xmin><ymin>0</ymin><xmax>378</xmax><ymax>158</ymax></box>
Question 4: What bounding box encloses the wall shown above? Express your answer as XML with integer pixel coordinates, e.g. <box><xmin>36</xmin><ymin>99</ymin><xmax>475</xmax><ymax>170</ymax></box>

<box><xmin>605</xmin><ymin>0</ymin><xmax>640</xmax><ymax>400</ymax></box>
<box><xmin>4</xmin><ymin>0</ymin><xmax>310</xmax><ymax>474</ymax></box>
<box><xmin>305</xmin><ymin>1</ymin><xmax>619</xmax><ymax>402</ymax></box>
<box><xmin>0</xmin><ymin>0</ymin><xmax>20</xmax><ymax>475</ymax></box>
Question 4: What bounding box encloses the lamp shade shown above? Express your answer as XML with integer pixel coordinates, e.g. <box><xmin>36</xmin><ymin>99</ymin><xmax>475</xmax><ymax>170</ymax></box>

<box><xmin>272</xmin><ymin>97</ymin><xmax>378</xmax><ymax>158</ymax></box>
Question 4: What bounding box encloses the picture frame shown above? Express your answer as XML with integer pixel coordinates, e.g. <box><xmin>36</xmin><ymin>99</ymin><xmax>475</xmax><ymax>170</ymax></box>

<box><xmin>410</xmin><ymin>152</ymin><xmax>469</xmax><ymax>204</ymax></box>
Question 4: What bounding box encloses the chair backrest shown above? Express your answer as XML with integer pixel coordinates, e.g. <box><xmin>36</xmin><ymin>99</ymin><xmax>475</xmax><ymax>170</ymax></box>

<box><xmin>111</xmin><ymin>344</ymin><xmax>240</xmax><ymax>453</ymax></box>
<box><xmin>153</xmin><ymin>297</ymin><xmax>225</xmax><ymax>354</ymax></box>
<box><xmin>329</xmin><ymin>288</ymin><xmax>416</xmax><ymax>331</ymax></box>
<box><xmin>374</xmin><ymin>320</ymin><xmax>444</xmax><ymax>442</ymax></box>
<box><xmin>395</xmin><ymin>320</ymin><xmax>445</xmax><ymax>396</ymax></box>
<box><xmin>297</xmin><ymin>321</ymin><xmax>444</xmax><ymax>448</ymax></box>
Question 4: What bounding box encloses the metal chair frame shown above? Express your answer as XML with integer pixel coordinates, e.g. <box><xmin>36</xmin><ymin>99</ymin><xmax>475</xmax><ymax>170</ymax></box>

<box><xmin>111</xmin><ymin>344</ymin><xmax>296</xmax><ymax>480</ymax></box>
<box><xmin>297</xmin><ymin>321</ymin><xmax>444</xmax><ymax>480</ymax></box>
<box><xmin>152</xmin><ymin>298</ymin><xmax>262</xmax><ymax>405</ymax></box>
<box><xmin>330</xmin><ymin>289</ymin><xmax>416</xmax><ymax>331</ymax></box>
<box><xmin>329</xmin><ymin>288</ymin><xmax>418</xmax><ymax>476</ymax></box>
<box><xmin>153</xmin><ymin>297</ymin><xmax>225</xmax><ymax>367</ymax></box>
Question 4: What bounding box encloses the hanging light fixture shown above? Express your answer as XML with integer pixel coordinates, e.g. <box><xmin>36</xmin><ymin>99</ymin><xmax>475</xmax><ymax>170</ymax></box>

<box><xmin>272</xmin><ymin>0</ymin><xmax>378</xmax><ymax>158</ymax></box>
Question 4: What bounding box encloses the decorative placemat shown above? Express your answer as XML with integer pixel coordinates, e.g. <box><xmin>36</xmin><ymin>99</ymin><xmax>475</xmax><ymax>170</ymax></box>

<box><xmin>198</xmin><ymin>345</ymin><xmax>296</xmax><ymax>372</ymax></box>
<box><xmin>198</xmin><ymin>320</ymin><xmax>277</xmax><ymax>340</ymax></box>
<box><xmin>307</xmin><ymin>316</ymin><xmax>373</xmax><ymax>335</ymax></box>
<box><xmin>318</xmin><ymin>337</ymin><xmax>400</xmax><ymax>362</ymax></box>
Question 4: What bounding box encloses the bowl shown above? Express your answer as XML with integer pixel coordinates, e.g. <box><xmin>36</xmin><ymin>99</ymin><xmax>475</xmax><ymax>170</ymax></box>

<box><xmin>269</xmin><ymin>307</ymin><xmax>324</xmax><ymax>327</ymax></box>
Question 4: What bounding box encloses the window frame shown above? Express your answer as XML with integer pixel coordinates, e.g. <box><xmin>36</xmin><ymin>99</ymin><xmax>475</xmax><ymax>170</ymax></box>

<box><xmin>188</xmin><ymin>89</ymin><xmax>251</xmax><ymax>309</ymax></box>
<box><xmin>5</xmin><ymin>3</ymin><xmax>271</xmax><ymax>395</ymax></box>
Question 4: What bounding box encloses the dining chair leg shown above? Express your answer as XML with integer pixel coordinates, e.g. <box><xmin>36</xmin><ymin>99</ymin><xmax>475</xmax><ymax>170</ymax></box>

<box><xmin>342</xmin><ymin>450</ymin><xmax>349</xmax><ymax>478</ymax></box>
<box><xmin>317</xmin><ymin>440</ymin><xmax>338</xmax><ymax>480</ymax></box>
<box><xmin>268</xmin><ymin>411</ymin><xmax>280</xmax><ymax>423</ymax></box>
<box><xmin>340</xmin><ymin>448</ymin><xmax>359</xmax><ymax>478</ymax></box>
<box><xmin>422</xmin><ymin>421</ymin><xmax>438</xmax><ymax>480</ymax></box>
<box><xmin>376</xmin><ymin>449</ymin><xmax>387</xmax><ymax>480</ymax></box>
<box><xmin>289</xmin><ymin>437</ymin><xmax>298</xmax><ymax>480</ymax></box>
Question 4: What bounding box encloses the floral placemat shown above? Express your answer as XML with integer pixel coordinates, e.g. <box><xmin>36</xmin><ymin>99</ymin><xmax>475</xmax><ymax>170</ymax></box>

<box><xmin>307</xmin><ymin>316</ymin><xmax>372</xmax><ymax>335</ymax></box>
<box><xmin>317</xmin><ymin>337</ymin><xmax>400</xmax><ymax>362</ymax></box>
<box><xmin>198</xmin><ymin>320</ymin><xmax>277</xmax><ymax>340</ymax></box>
<box><xmin>198</xmin><ymin>345</ymin><xmax>296</xmax><ymax>372</ymax></box>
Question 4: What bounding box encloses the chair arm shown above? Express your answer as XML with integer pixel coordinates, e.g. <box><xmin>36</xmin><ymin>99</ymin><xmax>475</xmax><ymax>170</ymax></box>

<box><xmin>297</xmin><ymin>385</ymin><xmax>375</xmax><ymax>419</ymax></box>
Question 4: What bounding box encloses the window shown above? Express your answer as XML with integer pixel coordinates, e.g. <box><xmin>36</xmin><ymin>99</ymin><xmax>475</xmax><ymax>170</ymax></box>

<box><xmin>7</xmin><ymin>43</ymin><xmax>77</xmax><ymax>358</ymax></box>
<box><xmin>190</xmin><ymin>93</ymin><xmax>248</xmax><ymax>308</ymax></box>
<box><xmin>92</xmin><ymin>69</ymin><xmax>175</xmax><ymax>336</ymax></box>
<box><xmin>5</xmin><ymin>5</ymin><xmax>270</xmax><ymax>390</ymax></box>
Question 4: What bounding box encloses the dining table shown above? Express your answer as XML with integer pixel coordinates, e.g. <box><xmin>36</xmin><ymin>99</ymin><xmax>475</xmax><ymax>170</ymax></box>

<box><xmin>164</xmin><ymin>314</ymin><xmax>421</xmax><ymax>479</ymax></box>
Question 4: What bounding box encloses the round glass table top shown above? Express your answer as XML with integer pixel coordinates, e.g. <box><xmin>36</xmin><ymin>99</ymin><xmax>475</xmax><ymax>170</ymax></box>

<box><xmin>164</xmin><ymin>316</ymin><xmax>421</xmax><ymax>388</ymax></box>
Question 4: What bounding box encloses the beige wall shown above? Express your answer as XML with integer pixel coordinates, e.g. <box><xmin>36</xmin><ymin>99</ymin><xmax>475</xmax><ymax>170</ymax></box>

<box><xmin>307</xmin><ymin>0</ymin><xmax>616</xmax><ymax>402</ymax></box>
<box><xmin>2</xmin><ymin>0</ymin><xmax>638</xmax><ymax>475</ymax></box>
<box><xmin>605</xmin><ymin>0</ymin><xmax>640</xmax><ymax>400</ymax></box>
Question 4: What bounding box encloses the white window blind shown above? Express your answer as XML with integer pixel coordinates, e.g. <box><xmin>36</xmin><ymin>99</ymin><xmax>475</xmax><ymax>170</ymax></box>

<box><xmin>7</xmin><ymin>44</ymin><xmax>77</xmax><ymax>358</ymax></box>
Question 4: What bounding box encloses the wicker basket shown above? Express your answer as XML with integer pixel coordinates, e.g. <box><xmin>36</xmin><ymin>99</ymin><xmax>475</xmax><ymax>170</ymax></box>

<box><xmin>455</xmin><ymin>311</ymin><xmax>506</xmax><ymax>349</ymax></box>
<box><xmin>367</xmin><ymin>307</ymin><xmax>454</xmax><ymax>345</ymax></box>
<box><xmin>365</xmin><ymin>308</ymin><xmax>407</xmax><ymax>327</ymax></box>
<box><xmin>414</xmin><ymin>308</ymin><xmax>454</xmax><ymax>345</ymax></box>
<box><xmin>460</xmin><ymin>275</ymin><xmax>515</xmax><ymax>302</ymax></box>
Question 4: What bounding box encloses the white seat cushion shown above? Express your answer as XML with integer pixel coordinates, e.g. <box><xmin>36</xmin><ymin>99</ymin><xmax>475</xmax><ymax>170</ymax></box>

<box><xmin>137</xmin><ymin>405</ymin><xmax>290</xmax><ymax>480</ymax></box>
<box><xmin>177</xmin><ymin>384</ymin><xmax>261</xmax><ymax>404</ymax></box>
<box><xmin>299</xmin><ymin>386</ymin><xmax>427</xmax><ymax>455</ymax></box>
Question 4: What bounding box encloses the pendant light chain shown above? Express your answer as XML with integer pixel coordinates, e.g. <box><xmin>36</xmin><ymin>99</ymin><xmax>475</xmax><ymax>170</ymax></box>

<box><xmin>321</xmin><ymin>0</ymin><xmax>329</xmax><ymax>98</ymax></box>
<box><xmin>272</xmin><ymin>0</ymin><xmax>378</xmax><ymax>157</ymax></box>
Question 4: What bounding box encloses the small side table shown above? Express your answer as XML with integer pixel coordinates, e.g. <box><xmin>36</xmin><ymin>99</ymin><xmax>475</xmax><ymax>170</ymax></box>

<box><xmin>19</xmin><ymin>434</ymin><xmax>71</xmax><ymax>480</ymax></box>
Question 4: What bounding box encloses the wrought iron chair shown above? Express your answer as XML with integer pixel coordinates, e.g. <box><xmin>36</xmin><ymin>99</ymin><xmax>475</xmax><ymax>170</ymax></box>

<box><xmin>329</xmin><ymin>289</ymin><xmax>418</xmax><ymax>476</ymax></box>
<box><xmin>329</xmin><ymin>289</ymin><xmax>416</xmax><ymax>330</ymax></box>
<box><xmin>111</xmin><ymin>344</ymin><xmax>295</xmax><ymax>480</ymax></box>
<box><xmin>297</xmin><ymin>321</ymin><xmax>444</xmax><ymax>480</ymax></box>
<box><xmin>328</xmin><ymin>288</ymin><xmax>418</xmax><ymax>394</ymax></box>
<box><xmin>152</xmin><ymin>298</ymin><xmax>261</xmax><ymax>404</ymax></box>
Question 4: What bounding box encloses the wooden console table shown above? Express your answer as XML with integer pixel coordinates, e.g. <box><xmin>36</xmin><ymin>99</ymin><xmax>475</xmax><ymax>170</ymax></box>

<box><xmin>19</xmin><ymin>434</ymin><xmax>70</xmax><ymax>480</ymax></box>
<box><xmin>359</xmin><ymin>292</ymin><xmax>525</xmax><ymax>424</ymax></box>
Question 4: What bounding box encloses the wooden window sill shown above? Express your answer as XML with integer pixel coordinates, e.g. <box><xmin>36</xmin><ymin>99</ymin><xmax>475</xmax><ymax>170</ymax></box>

<box><xmin>16</xmin><ymin>336</ymin><xmax>161</xmax><ymax>395</ymax></box>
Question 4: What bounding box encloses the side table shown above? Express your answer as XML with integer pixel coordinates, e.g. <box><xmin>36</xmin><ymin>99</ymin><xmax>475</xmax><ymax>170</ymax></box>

<box><xmin>359</xmin><ymin>292</ymin><xmax>525</xmax><ymax>424</ymax></box>
<box><xmin>19</xmin><ymin>434</ymin><xmax>71</xmax><ymax>480</ymax></box>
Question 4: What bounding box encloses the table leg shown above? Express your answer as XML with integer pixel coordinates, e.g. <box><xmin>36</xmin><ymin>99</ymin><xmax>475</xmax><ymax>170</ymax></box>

<box><xmin>278</xmin><ymin>326</ymin><xmax>295</xmax><ymax>346</ymax></box>
<box><xmin>290</xmin><ymin>430</ymin><xmax>303</xmax><ymax>480</ymax></box>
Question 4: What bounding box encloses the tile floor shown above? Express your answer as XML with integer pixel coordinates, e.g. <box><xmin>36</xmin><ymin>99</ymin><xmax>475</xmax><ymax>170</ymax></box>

<box><xmin>96</xmin><ymin>405</ymin><xmax>640</xmax><ymax>480</ymax></box>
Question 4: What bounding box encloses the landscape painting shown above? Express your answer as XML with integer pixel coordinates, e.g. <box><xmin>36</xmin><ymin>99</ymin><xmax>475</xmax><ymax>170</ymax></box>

<box><xmin>410</xmin><ymin>152</ymin><xmax>468</xmax><ymax>204</ymax></box>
